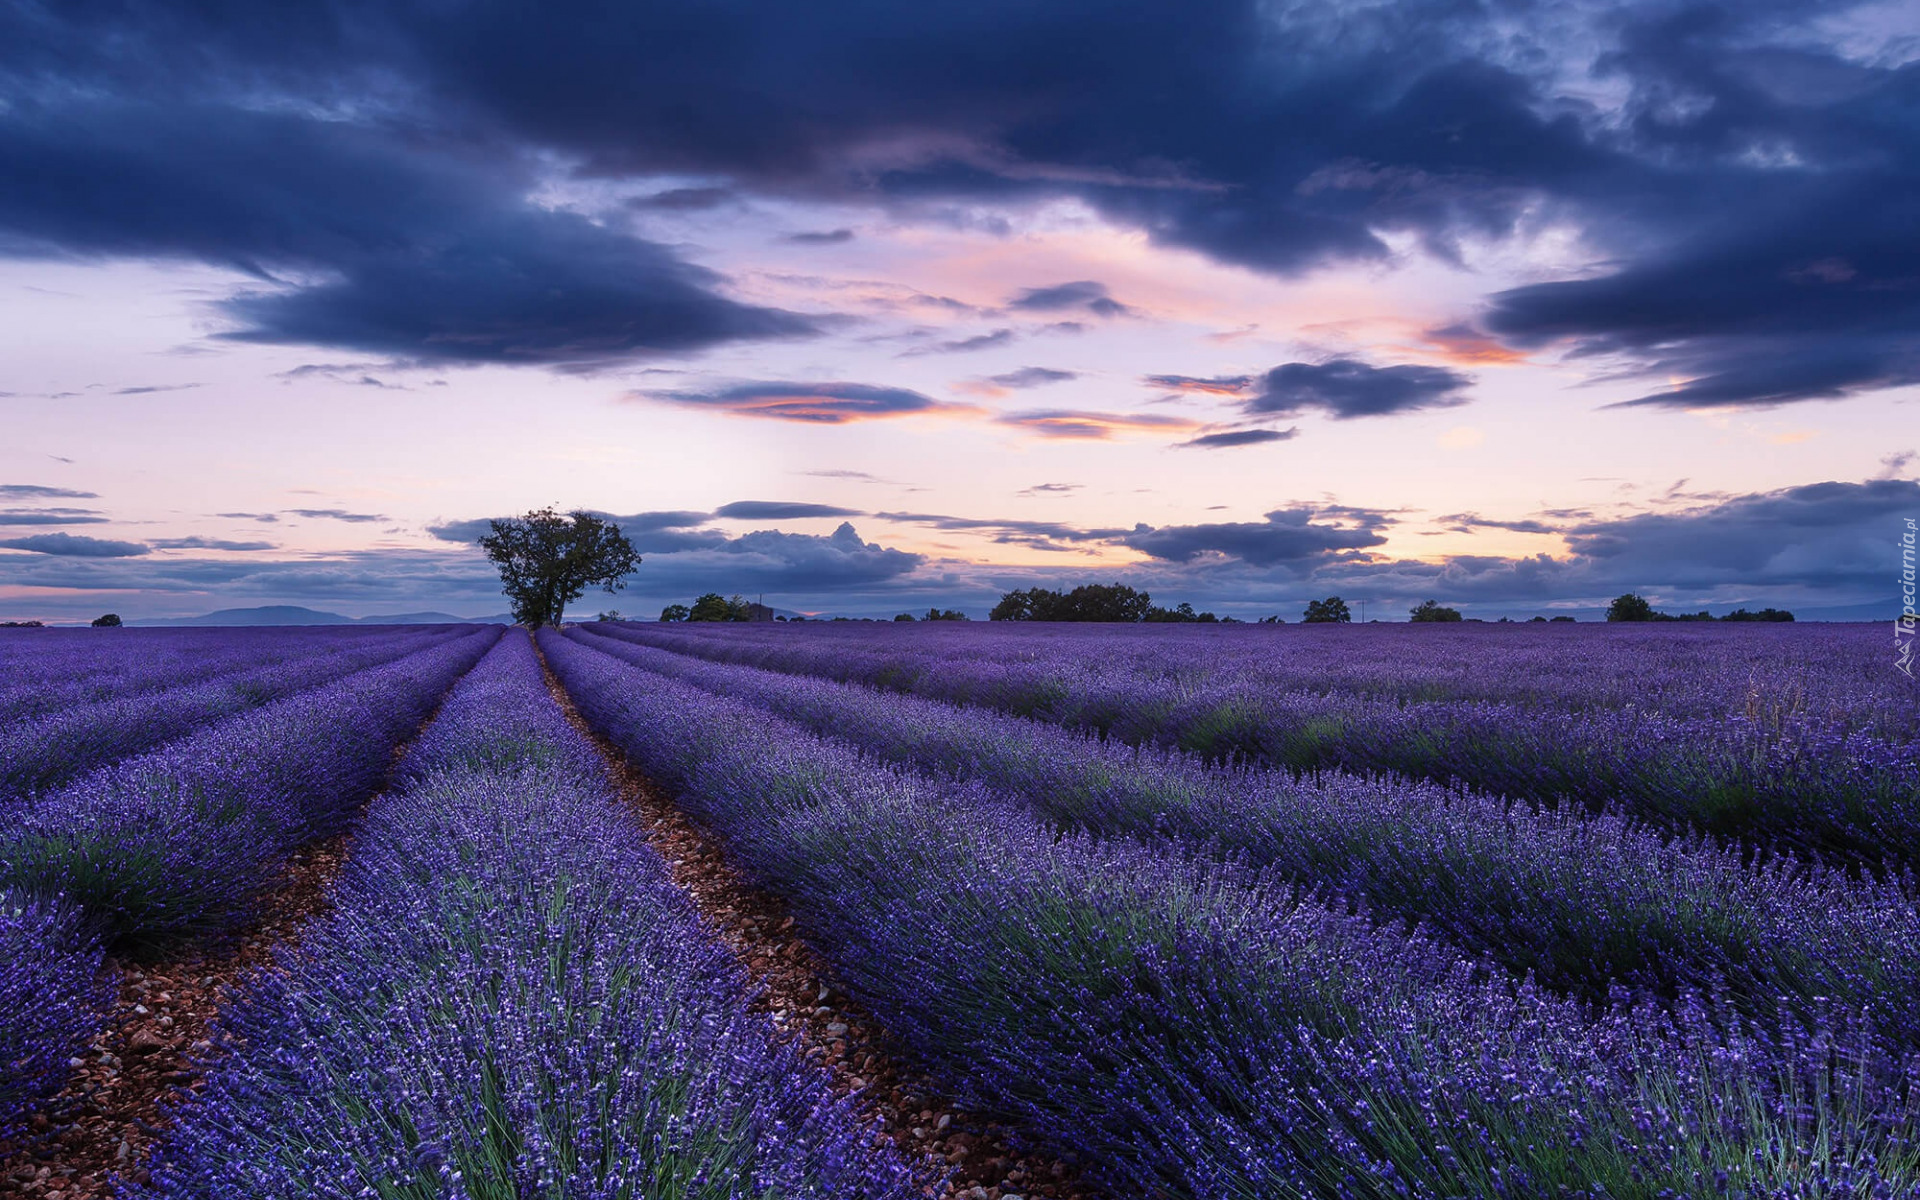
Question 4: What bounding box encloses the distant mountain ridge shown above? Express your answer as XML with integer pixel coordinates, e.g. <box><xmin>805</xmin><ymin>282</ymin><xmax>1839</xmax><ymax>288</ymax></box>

<box><xmin>131</xmin><ymin>605</ymin><xmax>511</xmax><ymax>627</ymax></box>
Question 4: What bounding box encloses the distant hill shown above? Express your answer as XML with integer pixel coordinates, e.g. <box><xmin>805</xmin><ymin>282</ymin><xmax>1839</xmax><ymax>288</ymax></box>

<box><xmin>132</xmin><ymin>605</ymin><xmax>510</xmax><ymax>627</ymax></box>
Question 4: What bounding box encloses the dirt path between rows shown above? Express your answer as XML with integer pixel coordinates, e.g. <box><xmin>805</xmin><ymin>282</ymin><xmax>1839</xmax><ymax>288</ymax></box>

<box><xmin>0</xmin><ymin>838</ymin><xmax>348</xmax><ymax>1199</ymax></box>
<box><xmin>537</xmin><ymin>646</ymin><xmax>1101</xmax><ymax>1200</ymax></box>
<box><xmin>1</xmin><ymin>684</ymin><xmax>467</xmax><ymax>1199</ymax></box>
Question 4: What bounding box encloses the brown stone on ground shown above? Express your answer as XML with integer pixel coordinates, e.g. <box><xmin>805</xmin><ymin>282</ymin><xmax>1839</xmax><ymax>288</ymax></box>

<box><xmin>0</xmin><ymin>837</ymin><xmax>351</xmax><ymax>1199</ymax></box>
<box><xmin>536</xmin><ymin>642</ymin><xmax>1102</xmax><ymax>1200</ymax></box>
<box><xmin>0</xmin><ymin>659</ymin><xmax>469</xmax><ymax>1198</ymax></box>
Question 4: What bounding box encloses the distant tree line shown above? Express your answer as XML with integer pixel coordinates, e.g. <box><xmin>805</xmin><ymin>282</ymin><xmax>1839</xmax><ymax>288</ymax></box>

<box><xmin>655</xmin><ymin>593</ymin><xmax>777</xmax><ymax>623</ymax></box>
<box><xmin>1606</xmin><ymin>593</ymin><xmax>1794</xmax><ymax>622</ymax></box>
<box><xmin>989</xmin><ymin>583</ymin><xmax>1225</xmax><ymax>623</ymax></box>
<box><xmin>895</xmin><ymin>608</ymin><xmax>969</xmax><ymax>621</ymax></box>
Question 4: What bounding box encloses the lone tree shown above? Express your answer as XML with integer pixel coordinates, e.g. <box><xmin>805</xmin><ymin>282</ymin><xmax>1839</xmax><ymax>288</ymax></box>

<box><xmin>91</xmin><ymin>613</ymin><xmax>123</xmax><ymax>627</ymax></box>
<box><xmin>1302</xmin><ymin>596</ymin><xmax>1351</xmax><ymax>623</ymax></box>
<box><xmin>1408</xmin><ymin>599</ymin><xmax>1463</xmax><ymax>623</ymax></box>
<box><xmin>478</xmin><ymin>507</ymin><xmax>640</xmax><ymax>628</ymax></box>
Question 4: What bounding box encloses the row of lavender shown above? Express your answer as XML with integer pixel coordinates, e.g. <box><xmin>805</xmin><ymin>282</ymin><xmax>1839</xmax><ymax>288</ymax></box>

<box><xmin>562</xmin><ymin>625</ymin><xmax>1920</xmax><ymax>1036</ymax></box>
<box><xmin>134</xmin><ymin>632</ymin><xmax>914</xmax><ymax>1198</ymax></box>
<box><xmin>600</xmin><ymin>621</ymin><xmax>1920</xmax><ymax>866</ymax></box>
<box><xmin>542</xmin><ymin>630</ymin><xmax>1920</xmax><ymax>1199</ymax></box>
<box><xmin>622</xmin><ymin>620</ymin><xmax>1912</xmax><ymax>730</ymax></box>
<box><xmin>0</xmin><ymin>626</ymin><xmax>474</xmax><ymax>800</ymax></box>
<box><xmin>0</xmin><ymin>629</ymin><xmax>497</xmax><ymax>1142</ymax></box>
<box><xmin>0</xmin><ymin>626</ymin><xmax>429</xmax><ymax>723</ymax></box>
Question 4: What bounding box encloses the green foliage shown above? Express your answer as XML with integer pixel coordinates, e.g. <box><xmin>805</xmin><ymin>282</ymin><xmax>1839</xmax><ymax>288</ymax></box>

<box><xmin>1606</xmin><ymin>593</ymin><xmax>1656</xmax><ymax>622</ymax></box>
<box><xmin>1408</xmin><ymin>599</ymin><xmax>1463</xmax><ymax>623</ymax></box>
<box><xmin>91</xmin><ymin>613</ymin><xmax>122</xmax><ymax>628</ymax></box>
<box><xmin>1722</xmin><ymin>607</ymin><xmax>1795</xmax><ymax>622</ymax></box>
<box><xmin>1607</xmin><ymin>593</ymin><xmax>1794</xmax><ymax>623</ymax></box>
<box><xmin>1143</xmin><ymin>602</ymin><xmax>1218</xmax><ymax>623</ymax></box>
<box><xmin>990</xmin><ymin>583</ymin><xmax>1154</xmax><ymax>622</ymax></box>
<box><xmin>1302</xmin><ymin>596</ymin><xmax>1351</xmax><ymax>623</ymax></box>
<box><xmin>687</xmin><ymin>593</ymin><xmax>753</xmax><ymax>622</ymax></box>
<box><xmin>658</xmin><ymin>604</ymin><xmax>691</xmax><ymax>623</ymax></box>
<box><xmin>478</xmin><ymin>508</ymin><xmax>640</xmax><ymax>628</ymax></box>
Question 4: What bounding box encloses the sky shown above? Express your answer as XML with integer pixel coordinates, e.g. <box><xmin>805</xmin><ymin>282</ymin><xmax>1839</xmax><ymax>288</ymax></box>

<box><xmin>0</xmin><ymin>0</ymin><xmax>1915</xmax><ymax>622</ymax></box>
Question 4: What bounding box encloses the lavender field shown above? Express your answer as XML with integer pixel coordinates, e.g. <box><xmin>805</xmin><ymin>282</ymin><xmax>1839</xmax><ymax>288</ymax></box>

<box><xmin>4</xmin><ymin>620</ymin><xmax>1918</xmax><ymax>1199</ymax></box>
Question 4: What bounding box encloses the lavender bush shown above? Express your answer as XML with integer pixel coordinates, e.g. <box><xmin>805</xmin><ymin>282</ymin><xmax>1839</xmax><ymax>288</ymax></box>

<box><xmin>564</xmin><ymin>626</ymin><xmax>1920</xmax><ymax>1041</ymax></box>
<box><xmin>0</xmin><ymin>629</ymin><xmax>497</xmax><ymax>951</ymax></box>
<box><xmin>544</xmin><ymin>629</ymin><xmax>1920</xmax><ymax>1200</ymax></box>
<box><xmin>595</xmin><ymin>621</ymin><xmax>1920</xmax><ymax>867</ymax></box>
<box><xmin>0</xmin><ymin>626</ymin><xmax>426</xmax><ymax>724</ymax></box>
<box><xmin>133</xmin><ymin>632</ymin><xmax>913</xmax><ymax>1200</ymax></box>
<box><xmin>0</xmin><ymin>626</ymin><xmax>466</xmax><ymax>801</ymax></box>
<box><xmin>0</xmin><ymin>888</ymin><xmax>108</xmax><ymax>1143</ymax></box>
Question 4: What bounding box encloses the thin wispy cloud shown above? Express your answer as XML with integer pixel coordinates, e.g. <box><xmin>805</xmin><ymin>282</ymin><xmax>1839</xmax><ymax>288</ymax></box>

<box><xmin>995</xmin><ymin>409</ymin><xmax>1202</xmax><ymax>441</ymax></box>
<box><xmin>640</xmin><ymin>381</ymin><xmax>980</xmax><ymax>424</ymax></box>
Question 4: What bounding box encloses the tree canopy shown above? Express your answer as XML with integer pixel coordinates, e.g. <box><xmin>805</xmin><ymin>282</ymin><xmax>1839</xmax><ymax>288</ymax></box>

<box><xmin>687</xmin><ymin>592</ymin><xmax>754</xmax><ymax>622</ymax></box>
<box><xmin>1409</xmin><ymin>599</ymin><xmax>1463</xmax><ymax>622</ymax></box>
<box><xmin>478</xmin><ymin>507</ymin><xmax>640</xmax><ymax>628</ymax></box>
<box><xmin>1606</xmin><ymin>593</ymin><xmax>1656</xmax><ymax>622</ymax></box>
<box><xmin>1302</xmin><ymin>596</ymin><xmax>1351</xmax><ymax>623</ymax></box>
<box><xmin>990</xmin><ymin>583</ymin><xmax>1155</xmax><ymax>622</ymax></box>
<box><xmin>1608</xmin><ymin>592</ymin><xmax>1792</xmax><ymax>622</ymax></box>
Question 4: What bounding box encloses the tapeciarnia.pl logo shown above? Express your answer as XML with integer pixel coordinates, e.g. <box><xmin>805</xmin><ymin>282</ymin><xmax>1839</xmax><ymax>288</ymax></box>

<box><xmin>1900</xmin><ymin>517</ymin><xmax>1916</xmax><ymax>678</ymax></box>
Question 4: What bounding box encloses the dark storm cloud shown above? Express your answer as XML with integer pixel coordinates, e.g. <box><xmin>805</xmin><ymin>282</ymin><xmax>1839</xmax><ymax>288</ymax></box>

<box><xmin>0</xmin><ymin>1</ymin><xmax>1911</xmax><ymax>405</ymax></box>
<box><xmin>0</xmin><ymin>532</ymin><xmax>149</xmax><ymax>557</ymax></box>
<box><xmin>1122</xmin><ymin>506</ymin><xmax>1391</xmax><ymax>568</ymax></box>
<box><xmin>1247</xmin><ymin>359</ymin><xmax>1474</xmax><ymax>420</ymax></box>
<box><xmin>1555</xmin><ymin>479</ymin><xmax>1913</xmax><ymax>590</ymax></box>
<box><xmin>1006</xmin><ymin>281</ymin><xmax>1135</xmax><ymax>318</ymax></box>
<box><xmin>1470</xmin><ymin>6</ymin><xmax>1920</xmax><ymax>409</ymax></box>
<box><xmin>642</xmin><ymin>380</ymin><xmax>975</xmax><ymax>423</ymax></box>
<box><xmin>0</xmin><ymin>485</ymin><xmax>98</xmax><ymax>500</ymax></box>
<box><xmin>714</xmin><ymin>501</ymin><xmax>865</xmax><ymax>520</ymax></box>
<box><xmin>0</xmin><ymin>102</ymin><xmax>811</xmax><ymax>369</ymax></box>
<box><xmin>1175</xmin><ymin>428</ymin><xmax>1299</xmax><ymax>449</ymax></box>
